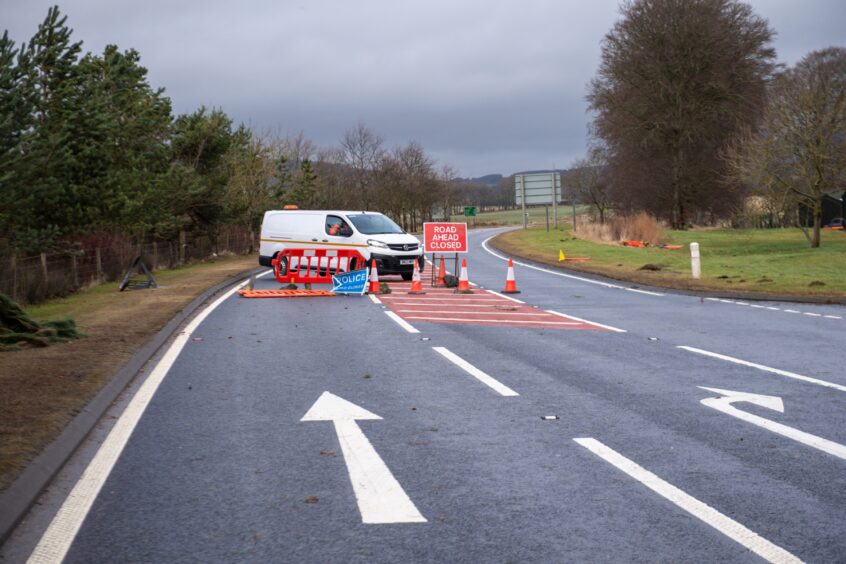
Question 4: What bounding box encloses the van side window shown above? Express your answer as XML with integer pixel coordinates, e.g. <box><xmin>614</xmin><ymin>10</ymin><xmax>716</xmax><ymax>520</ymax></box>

<box><xmin>326</xmin><ymin>215</ymin><xmax>352</xmax><ymax>237</ymax></box>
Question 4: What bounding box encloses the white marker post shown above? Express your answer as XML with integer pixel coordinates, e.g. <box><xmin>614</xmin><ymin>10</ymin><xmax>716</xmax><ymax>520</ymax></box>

<box><xmin>301</xmin><ymin>392</ymin><xmax>427</xmax><ymax>524</ymax></box>
<box><xmin>690</xmin><ymin>242</ymin><xmax>701</xmax><ymax>279</ymax></box>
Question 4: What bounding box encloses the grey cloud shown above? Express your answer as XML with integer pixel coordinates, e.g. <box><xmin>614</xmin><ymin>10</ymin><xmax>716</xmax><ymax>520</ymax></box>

<box><xmin>2</xmin><ymin>0</ymin><xmax>844</xmax><ymax>176</ymax></box>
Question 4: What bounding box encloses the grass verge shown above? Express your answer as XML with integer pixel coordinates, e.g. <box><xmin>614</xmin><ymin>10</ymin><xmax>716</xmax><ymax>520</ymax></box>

<box><xmin>0</xmin><ymin>254</ymin><xmax>258</xmax><ymax>489</ymax></box>
<box><xmin>492</xmin><ymin>226</ymin><xmax>846</xmax><ymax>300</ymax></box>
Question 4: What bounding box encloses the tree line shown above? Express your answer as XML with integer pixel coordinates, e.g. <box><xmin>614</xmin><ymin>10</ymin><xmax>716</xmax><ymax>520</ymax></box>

<box><xmin>0</xmin><ymin>7</ymin><xmax>493</xmax><ymax>256</ymax></box>
<box><xmin>576</xmin><ymin>0</ymin><xmax>845</xmax><ymax>247</ymax></box>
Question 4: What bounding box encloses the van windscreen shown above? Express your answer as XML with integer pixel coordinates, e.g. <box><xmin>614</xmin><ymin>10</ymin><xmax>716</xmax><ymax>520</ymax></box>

<box><xmin>347</xmin><ymin>214</ymin><xmax>404</xmax><ymax>234</ymax></box>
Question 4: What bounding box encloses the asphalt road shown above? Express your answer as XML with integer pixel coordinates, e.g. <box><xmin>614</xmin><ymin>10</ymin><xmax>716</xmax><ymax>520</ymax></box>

<box><xmin>3</xmin><ymin>227</ymin><xmax>845</xmax><ymax>563</ymax></box>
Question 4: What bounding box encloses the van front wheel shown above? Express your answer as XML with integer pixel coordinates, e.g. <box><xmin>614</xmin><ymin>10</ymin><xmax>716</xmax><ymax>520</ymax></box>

<box><xmin>401</xmin><ymin>272</ymin><xmax>413</xmax><ymax>281</ymax></box>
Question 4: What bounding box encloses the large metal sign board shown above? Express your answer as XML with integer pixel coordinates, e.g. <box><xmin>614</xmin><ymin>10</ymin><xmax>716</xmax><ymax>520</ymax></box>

<box><xmin>423</xmin><ymin>222</ymin><xmax>468</xmax><ymax>253</ymax></box>
<box><xmin>515</xmin><ymin>172</ymin><xmax>562</xmax><ymax>206</ymax></box>
<box><xmin>331</xmin><ymin>269</ymin><xmax>368</xmax><ymax>294</ymax></box>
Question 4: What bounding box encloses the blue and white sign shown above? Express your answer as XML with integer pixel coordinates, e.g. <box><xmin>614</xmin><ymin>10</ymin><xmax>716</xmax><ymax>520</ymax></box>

<box><xmin>331</xmin><ymin>268</ymin><xmax>369</xmax><ymax>295</ymax></box>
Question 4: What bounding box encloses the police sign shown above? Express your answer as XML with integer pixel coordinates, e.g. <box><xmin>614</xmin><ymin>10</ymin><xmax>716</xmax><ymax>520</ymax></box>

<box><xmin>331</xmin><ymin>269</ymin><xmax>369</xmax><ymax>295</ymax></box>
<box><xmin>423</xmin><ymin>222</ymin><xmax>468</xmax><ymax>253</ymax></box>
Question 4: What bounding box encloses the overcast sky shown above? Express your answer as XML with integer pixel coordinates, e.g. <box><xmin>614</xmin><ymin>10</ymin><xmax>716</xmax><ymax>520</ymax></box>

<box><xmin>2</xmin><ymin>0</ymin><xmax>844</xmax><ymax>177</ymax></box>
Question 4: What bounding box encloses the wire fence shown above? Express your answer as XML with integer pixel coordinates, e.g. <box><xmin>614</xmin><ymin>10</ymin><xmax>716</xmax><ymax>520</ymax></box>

<box><xmin>1</xmin><ymin>228</ymin><xmax>256</xmax><ymax>305</ymax></box>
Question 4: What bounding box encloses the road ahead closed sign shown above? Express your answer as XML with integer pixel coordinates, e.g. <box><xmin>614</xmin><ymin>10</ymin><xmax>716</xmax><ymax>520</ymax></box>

<box><xmin>423</xmin><ymin>222</ymin><xmax>468</xmax><ymax>253</ymax></box>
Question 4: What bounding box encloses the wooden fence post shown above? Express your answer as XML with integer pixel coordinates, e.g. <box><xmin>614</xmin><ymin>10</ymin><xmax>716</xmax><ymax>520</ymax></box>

<box><xmin>179</xmin><ymin>230</ymin><xmax>186</xmax><ymax>264</ymax></box>
<box><xmin>96</xmin><ymin>247</ymin><xmax>103</xmax><ymax>281</ymax></box>
<box><xmin>72</xmin><ymin>254</ymin><xmax>79</xmax><ymax>287</ymax></box>
<box><xmin>10</xmin><ymin>254</ymin><xmax>17</xmax><ymax>301</ymax></box>
<box><xmin>153</xmin><ymin>241</ymin><xmax>158</xmax><ymax>269</ymax></box>
<box><xmin>40</xmin><ymin>253</ymin><xmax>48</xmax><ymax>284</ymax></box>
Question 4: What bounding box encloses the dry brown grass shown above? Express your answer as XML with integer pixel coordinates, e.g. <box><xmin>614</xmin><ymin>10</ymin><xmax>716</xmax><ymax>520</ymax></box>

<box><xmin>0</xmin><ymin>255</ymin><xmax>257</xmax><ymax>489</ymax></box>
<box><xmin>576</xmin><ymin>212</ymin><xmax>665</xmax><ymax>245</ymax></box>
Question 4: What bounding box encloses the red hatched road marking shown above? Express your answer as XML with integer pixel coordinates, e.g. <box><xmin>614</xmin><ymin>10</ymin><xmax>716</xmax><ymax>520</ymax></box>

<box><xmin>377</xmin><ymin>277</ymin><xmax>606</xmax><ymax>330</ymax></box>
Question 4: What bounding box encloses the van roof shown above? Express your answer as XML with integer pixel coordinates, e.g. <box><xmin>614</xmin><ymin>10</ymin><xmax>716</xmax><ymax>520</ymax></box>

<box><xmin>267</xmin><ymin>210</ymin><xmax>383</xmax><ymax>215</ymax></box>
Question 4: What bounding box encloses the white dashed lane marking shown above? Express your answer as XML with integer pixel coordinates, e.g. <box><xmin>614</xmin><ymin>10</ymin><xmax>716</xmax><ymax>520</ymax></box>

<box><xmin>704</xmin><ymin>297</ymin><xmax>842</xmax><ymax>320</ymax></box>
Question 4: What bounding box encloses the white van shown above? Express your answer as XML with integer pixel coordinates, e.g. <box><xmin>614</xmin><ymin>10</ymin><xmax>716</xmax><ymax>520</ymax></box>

<box><xmin>259</xmin><ymin>210</ymin><xmax>424</xmax><ymax>280</ymax></box>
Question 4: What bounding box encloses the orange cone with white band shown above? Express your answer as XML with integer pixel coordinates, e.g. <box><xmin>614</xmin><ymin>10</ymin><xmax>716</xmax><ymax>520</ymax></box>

<box><xmin>368</xmin><ymin>259</ymin><xmax>380</xmax><ymax>293</ymax></box>
<box><xmin>456</xmin><ymin>259</ymin><xmax>473</xmax><ymax>293</ymax></box>
<box><xmin>502</xmin><ymin>259</ymin><xmax>520</xmax><ymax>294</ymax></box>
<box><xmin>436</xmin><ymin>257</ymin><xmax>447</xmax><ymax>287</ymax></box>
<box><xmin>408</xmin><ymin>260</ymin><xmax>425</xmax><ymax>294</ymax></box>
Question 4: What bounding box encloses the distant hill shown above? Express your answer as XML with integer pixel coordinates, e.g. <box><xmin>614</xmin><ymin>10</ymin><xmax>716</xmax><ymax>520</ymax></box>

<box><xmin>454</xmin><ymin>174</ymin><xmax>503</xmax><ymax>187</ymax></box>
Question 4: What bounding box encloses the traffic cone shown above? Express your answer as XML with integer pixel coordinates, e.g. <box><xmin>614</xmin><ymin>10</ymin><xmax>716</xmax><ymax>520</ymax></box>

<box><xmin>368</xmin><ymin>259</ymin><xmax>380</xmax><ymax>293</ymax></box>
<box><xmin>502</xmin><ymin>259</ymin><xmax>520</xmax><ymax>294</ymax></box>
<box><xmin>408</xmin><ymin>260</ymin><xmax>425</xmax><ymax>294</ymax></box>
<box><xmin>456</xmin><ymin>259</ymin><xmax>473</xmax><ymax>293</ymax></box>
<box><xmin>436</xmin><ymin>257</ymin><xmax>447</xmax><ymax>287</ymax></box>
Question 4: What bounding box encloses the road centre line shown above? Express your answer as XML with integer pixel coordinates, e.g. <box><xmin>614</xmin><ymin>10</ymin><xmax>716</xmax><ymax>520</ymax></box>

<box><xmin>481</xmin><ymin>236</ymin><xmax>665</xmax><ymax>296</ymax></box>
<box><xmin>546</xmin><ymin>310</ymin><xmax>627</xmax><ymax>333</ymax></box>
<box><xmin>396</xmin><ymin>309</ymin><xmax>562</xmax><ymax>316</ymax></box>
<box><xmin>409</xmin><ymin>316</ymin><xmax>579</xmax><ymax>325</ymax></box>
<box><xmin>384</xmin><ymin>311</ymin><xmax>420</xmax><ymax>334</ymax></box>
<box><xmin>678</xmin><ymin>346</ymin><xmax>846</xmax><ymax>392</ymax></box>
<box><xmin>825</xmin><ymin>315</ymin><xmax>842</xmax><ymax>319</ymax></box>
<box><xmin>485</xmin><ymin>289</ymin><xmax>526</xmax><ymax>304</ymax></box>
<box><xmin>27</xmin><ymin>273</ymin><xmax>266</xmax><ymax>564</ymax></box>
<box><xmin>432</xmin><ymin>347</ymin><xmax>519</xmax><ymax>396</ymax></box>
<box><xmin>386</xmin><ymin>302</ymin><xmax>509</xmax><ymax>308</ymax></box>
<box><xmin>706</xmin><ymin>298</ymin><xmax>842</xmax><ymax>321</ymax></box>
<box><xmin>573</xmin><ymin>438</ymin><xmax>800</xmax><ymax>564</ymax></box>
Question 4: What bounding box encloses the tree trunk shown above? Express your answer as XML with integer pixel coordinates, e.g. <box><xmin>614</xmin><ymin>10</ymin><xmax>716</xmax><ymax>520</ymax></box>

<box><xmin>811</xmin><ymin>204</ymin><xmax>821</xmax><ymax>248</ymax></box>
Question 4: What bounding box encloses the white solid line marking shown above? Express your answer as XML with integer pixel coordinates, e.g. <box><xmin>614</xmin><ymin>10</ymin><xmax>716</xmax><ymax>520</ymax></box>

<box><xmin>736</xmin><ymin>302</ymin><xmax>750</xmax><ymax>306</ymax></box>
<box><xmin>384</xmin><ymin>311</ymin><xmax>419</xmax><ymax>333</ymax></box>
<box><xmin>432</xmin><ymin>347</ymin><xmax>519</xmax><ymax>396</ymax></box>
<box><xmin>301</xmin><ymin>392</ymin><xmax>426</xmax><ymax>524</ymax></box>
<box><xmin>396</xmin><ymin>309</ymin><xmax>555</xmax><ymax>316</ymax></box>
<box><xmin>546</xmin><ymin>310</ymin><xmax>627</xmax><ymax>333</ymax></box>
<box><xmin>408</xmin><ymin>316</ymin><xmax>578</xmax><ymax>325</ymax></box>
<box><xmin>485</xmin><ymin>289</ymin><xmax>526</xmax><ymax>304</ymax></box>
<box><xmin>705</xmin><ymin>297</ymin><xmax>720</xmax><ymax>301</ymax></box>
<box><xmin>678</xmin><ymin>346</ymin><xmax>846</xmax><ymax>392</ymax></box>
<box><xmin>824</xmin><ymin>315</ymin><xmax>842</xmax><ymax>319</ymax></box>
<box><xmin>803</xmin><ymin>312</ymin><xmax>822</xmax><ymax>317</ymax></box>
<box><xmin>381</xmin><ymin>296</ymin><xmax>500</xmax><ymax>301</ymax></box>
<box><xmin>574</xmin><ymin>438</ymin><xmax>800</xmax><ymax>564</ymax></box>
<box><xmin>719</xmin><ymin>299</ymin><xmax>735</xmax><ymax>304</ymax></box>
<box><xmin>626</xmin><ymin>287</ymin><xmax>666</xmax><ymax>296</ymax></box>
<box><xmin>368</xmin><ymin>294</ymin><xmax>382</xmax><ymax>304</ymax></box>
<box><xmin>28</xmin><ymin>274</ymin><xmax>265</xmax><ymax>564</ymax></box>
<box><xmin>386</xmin><ymin>302</ymin><xmax>505</xmax><ymax>308</ymax></box>
<box><xmin>481</xmin><ymin>237</ymin><xmax>626</xmax><ymax>291</ymax></box>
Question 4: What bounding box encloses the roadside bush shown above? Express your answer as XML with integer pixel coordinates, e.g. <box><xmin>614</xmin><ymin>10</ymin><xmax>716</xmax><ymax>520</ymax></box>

<box><xmin>576</xmin><ymin>212</ymin><xmax>665</xmax><ymax>245</ymax></box>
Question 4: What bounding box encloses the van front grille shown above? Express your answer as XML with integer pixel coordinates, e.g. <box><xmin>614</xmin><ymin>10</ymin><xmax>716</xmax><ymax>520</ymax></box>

<box><xmin>387</xmin><ymin>243</ymin><xmax>419</xmax><ymax>251</ymax></box>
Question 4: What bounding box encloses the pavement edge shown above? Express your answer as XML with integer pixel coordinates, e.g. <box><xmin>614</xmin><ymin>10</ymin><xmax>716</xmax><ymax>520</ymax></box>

<box><xmin>0</xmin><ymin>266</ymin><xmax>266</xmax><ymax>545</ymax></box>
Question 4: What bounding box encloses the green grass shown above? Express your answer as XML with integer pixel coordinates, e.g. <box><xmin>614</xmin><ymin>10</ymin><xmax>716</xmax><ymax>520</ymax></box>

<box><xmin>450</xmin><ymin>206</ymin><xmax>592</xmax><ymax>226</ymax></box>
<box><xmin>26</xmin><ymin>255</ymin><xmax>252</xmax><ymax>321</ymax></box>
<box><xmin>494</xmin><ymin>226</ymin><xmax>846</xmax><ymax>297</ymax></box>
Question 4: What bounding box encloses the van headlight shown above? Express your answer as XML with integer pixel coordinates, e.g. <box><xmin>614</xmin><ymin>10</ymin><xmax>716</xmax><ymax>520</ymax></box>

<box><xmin>367</xmin><ymin>239</ymin><xmax>388</xmax><ymax>249</ymax></box>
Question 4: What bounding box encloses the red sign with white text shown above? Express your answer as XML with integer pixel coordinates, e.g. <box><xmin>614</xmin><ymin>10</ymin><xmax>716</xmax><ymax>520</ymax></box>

<box><xmin>423</xmin><ymin>222</ymin><xmax>468</xmax><ymax>253</ymax></box>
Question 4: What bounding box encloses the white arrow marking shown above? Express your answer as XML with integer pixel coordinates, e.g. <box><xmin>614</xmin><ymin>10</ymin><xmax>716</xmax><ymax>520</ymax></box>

<box><xmin>301</xmin><ymin>391</ymin><xmax>427</xmax><ymax>524</ymax></box>
<box><xmin>699</xmin><ymin>386</ymin><xmax>846</xmax><ymax>461</ymax></box>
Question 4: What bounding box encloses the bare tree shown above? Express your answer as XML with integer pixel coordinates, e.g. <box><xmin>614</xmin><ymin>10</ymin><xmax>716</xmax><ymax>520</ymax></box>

<box><xmin>587</xmin><ymin>0</ymin><xmax>776</xmax><ymax>227</ymax></box>
<box><xmin>725</xmin><ymin>47</ymin><xmax>846</xmax><ymax>247</ymax></box>
<box><xmin>339</xmin><ymin>122</ymin><xmax>384</xmax><ymax>209</ymax></box>
<box><xmin>569</xmin><ymin>147</ymin><xmax>612</xmax><ymax>223</ymax></box>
